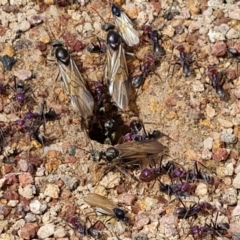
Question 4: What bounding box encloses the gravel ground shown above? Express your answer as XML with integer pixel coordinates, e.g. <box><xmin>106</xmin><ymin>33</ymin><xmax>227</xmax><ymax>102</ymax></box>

<box><xmin>0</xmin><ymin>0</ymin><xmax>240</xmax><ymax>239</ymax></box>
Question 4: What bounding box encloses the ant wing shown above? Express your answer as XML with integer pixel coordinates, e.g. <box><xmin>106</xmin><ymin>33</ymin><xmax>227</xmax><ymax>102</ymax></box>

<box><xmin>116</xmin><ymin>140</ymin><xmax>165</xmax><ymax>160</ymax></box>
<box><xmin>84</xmin><ymin>193</ymin><xmax>118</xmax><ymax>217</ymax></box>
<box><xmin>114</xmin><ymin>12</ymin><xmax>139</xmax><ymax>47</ymax></box>
<box><xmin>106</xmin><ymin>45</ymin><xmax>130</xmax><ymax>111</ymax></box>
<box><xmin>57</xmin><ymin>59</ymin><xmax>94</xmax><ymax>119</ymax></box>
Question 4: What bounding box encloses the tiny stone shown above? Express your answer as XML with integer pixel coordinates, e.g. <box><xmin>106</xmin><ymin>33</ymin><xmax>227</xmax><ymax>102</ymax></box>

<box><xmin>19</xmin><ymin>222</ymin><xmax>39</xmax><ymax>240</ymax></box>
<box><xmin>212</xmin><ymin>148</ymin><xmax>229</xmax><ymax>161</ymax></box>
<box><xmin>221</xmin><ymin>132</ymin><xmax>237</xmax><ymax>144</ymax></box>
<box><xmin>54</xmin><ymin>227</ymin><xmax>66</xmax><ymax>238</ymax></box>
<box><xmin>211</xmin><ymin>41</ymin><xmax>226</xmax><ymax>57</ymax></box>
<box><xmin>234</xmin><ymin>86</ymin><xmax>240</xmax><ymax>99</ymax></box>
<box><xmin>118</xmin><ymin>193</ymin><xmax>136</xmax><ymax>206</ymax></box>
<box><xmin>19</xmin><ymin>173</ymin><xmax>34</xmax><ymax>187</ymax></box>
<box><xmin>195</xmin><ymin>182</ymin><xmax>208</xmax><ymax>196</ymax></box>
<box><xmin>16</xmin><ymin>69</ymin><xmax>32</xmax><ymax>81</ymax></box>
<box><xmin>25</xmin><ymin>213</ymin><xmax>37</xmax><ymax>223</ymax></box>
<box><xmin>37</xmin><ymin>224</ymin><xmax>55</xmax><ymax>239</ymax></box>
<box><xmin>233</xmin><ymin>173</ymin><xmax>240</xmax><ymax>189</ymax></box>
<box><xmin>232</xmin><ymin>205</ymin><xmax>240</xmax><ymax>217</ymax></box>
<box><xmin>221</xmin><ymin>188</ymin><xmax>237</xmax><ymax>205</ymax></box>
<box><xmin>229</xmin><ymin>9</ymin><xmax>240</xmax><ymax>20</ymax></box>
<box><xmin>18</xmin><ymin>160</ymin><xmax>29</xmax><ymax>172</ymax></box>
<box><xmin>208</xmin><ymin>29</ymin><xmax>225</xmax><ymax>43</ymax></box>
<box><xmin>133</xmin><ymin>214</ymin><xmax>150</xmax><ymax>230</ymax></box>
<box><xmin>145</xmin><ymin>197</ymin><xmax>158</xmax><ymax>210</ymax></box>
<box><xmin>201</xmin><ymin>148</ymin><xmax>212</xmax><ymax>160</ymax></box>
<box><xmin>226</xmin><ymin>28</ymin><xmax>240</xmax><ymax>40</ymax></box>
<box><xmin>206</xmin><ymin>104</ymin><xmax>216</xmax><ymax>118</ymax></box>
<box><xmin>18</xmin><ymin>184</ymin><xmax>36</xmax><ymax>199</ymax></box>
<box><xmin>29</xmin><ymin>200</ymin><xmax>47</xmax><ymax>214</ymax></box>
<box><xmin>217</xmin><ymin>118</ymin><xmax>233</xmax><ymax>128</ymax></box>
<box><xmin>225</xmin><ymin>162</ymin><xmax>234</xmax><ymax>176</ymax></box>
<box><xmin>19</xmin><ymin>20</ymin><xmax>31</xmax><ymax>32</ymax></box>
<box><xmin>27</xmin><ymin>15</ymin><xmax>43</xmax><ymax>27</ymax></box>
<box><xmin>61</xmin><ymin>176</ymin><xmax>79</xmax><ymax>190</ymax></box>
<box><xmin>7</xmin><ymin>200</ymin><xmax>18</xmax><ymax>207</ymax></box>
<box><xmin>99</xmin><ymin>172</ymin><xmax>121</xmax><ymax>188</ymax></box>
<box><xmin>203</xmin><ymin>137</ymin><xmax>213</xmax><ymax>150</ymax></box>
<box><xmin>132</xmin><ymin>233</ymin><xmax>149</xmax><ymax>240</ymax></box>
<box><xmin>44</xmin><ymin>184</ymin><xmax>60</xmax><ymax>199</ymax></box>
<box><xmin>192</xmin><ymin>80</ymin><xmax>204</xmax><ymax>92</ymax></box>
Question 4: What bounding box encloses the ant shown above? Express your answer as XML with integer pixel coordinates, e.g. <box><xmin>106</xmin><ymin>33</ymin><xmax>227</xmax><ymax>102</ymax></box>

<box><xmin>207</xmin><ymin>66</ymin><xmax>225</xmax><ymax>98</ymax></box>
<box><xmin>87</xmin><ymin>37</ymin><xmax>107</xmax><ymax>54</ymax></box>
<box><xmin>159</xmin><ymin>181</ymin><xmax>195</xmax><ymax>198</ymax></box>
<box><xmin>139</xmin><ymin>160</ymin><xmax>174</xmax><ymax>182</ymax></box>
<box><xmin>66</xmin><ymin>215</ymin><xmax>103</xmax><ymax>239</ymax></box>
<box><xmin>171</xmin><ymin>161</ymin><xmax>213</xmax><ymax>184</ymax></box>
<box><xmin>189</xmin><ymin>212</ymin><xmax>229</xmax><ymax>238</ymax></box>
<box><xmin>7</xmin><ymin>77</ymin><xmax>36</xmax><ymax>107</ymax></box>
<box><xmin>227</xmin><ymin>45</ymin><xmax>240</xmax><ymax>74</ymax></box>
<box><xmin>132</xmin><ymin>54</ymin><xmax>160</xmax><ymax>88</ymax></box>
<box><xmin>173</xmin><ymin>199</ymin><xmax>214</xmax><ymax>219</ymax></box>
<box><xmin>171</xmin><ymin>45</ymin><xmax>195</xmax><ymax>77</ymax></box>
<box><xmin>142</xmin><ymin>25</ymin><xmax>166</xmax><ymax>58</ymax></box>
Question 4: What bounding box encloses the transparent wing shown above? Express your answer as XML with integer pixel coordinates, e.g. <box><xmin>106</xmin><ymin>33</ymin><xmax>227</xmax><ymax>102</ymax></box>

<box><xmin>58</xmin><ymin>59</ymin><xmax>94</xmax><ymax>119</ymax></box>
<box><xmin>116</xmin><ymin>140</ymin><xmax>165</xmax><ymax>159</ymax></box>
<box><xmin>84</xmin><ymin>193</ymin><xmax>118</xmax><ymax>217</ymax></box>
<box><xmin>115</xmin><ymin>12</ymin><xmax>139</xmax><ymax>47</ymax></box>
<box><xmin>106</xmin><ymin>45</ymin><xmax>129</xmax><ymax>111</ymax></box>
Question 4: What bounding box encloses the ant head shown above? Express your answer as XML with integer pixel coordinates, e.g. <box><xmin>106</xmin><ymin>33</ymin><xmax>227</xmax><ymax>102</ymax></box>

<box><xmin>55</xmin><ymin>47</ymin><xmax>70</xmax><ymax>65</ymax></box>
<box><xmin>107</xmin><ymin>31</ymin><xmax>121</xmax><ymax>50</ymax></box>
<box><xmin>176</xmin><ymin>45</ymin><xmax>185</xmax><ymax>52</ymax></box>
<box><xmin>113</xmin><ymin>208</ymin><xmax>128</xmax><ymax>221</ymax></box>
<box><xmin>105</xmin><ymin>147</ymin><xmax>119</xmax><ymax>161</ymax></box>
<box><xmin>111</xmin><ymin>3</ymin><xmax>121</xmax><ymax>17</ymax></box>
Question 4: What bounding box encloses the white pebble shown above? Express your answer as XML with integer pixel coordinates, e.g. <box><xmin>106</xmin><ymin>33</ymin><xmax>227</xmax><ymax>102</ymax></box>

<box><xmin>30</xmin><ymin>199</ymin><xmax>47</xmax><ymax>214</ymax></box>
<box><xmin>37</xmin><ymin>224</ymin><xmax>55</xmax><ymax>239</ymax></box>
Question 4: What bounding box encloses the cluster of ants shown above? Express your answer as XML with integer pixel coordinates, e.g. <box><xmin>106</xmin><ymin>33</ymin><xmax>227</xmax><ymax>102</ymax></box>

<box><xmin>51</xmin><ymin>2</ymin><xmax>238</xmax><ymax>239</ymax></box>
<box><xmin>1</xmin><ymin>1</ymin><xmax>238</xmax><ymax>239</ymax></box>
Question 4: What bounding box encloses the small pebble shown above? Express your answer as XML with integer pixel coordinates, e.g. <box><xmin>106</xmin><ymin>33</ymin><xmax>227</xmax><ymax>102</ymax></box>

<box><xmin>206</xmin><ymin>104</ymin><xmax>216</xmax><ymax>118</ymax></box>
<box><xmin>229</xmin><ymin>9</ymin><xmax>240</xmax><ymax>20</ymax></box>
<box><xmin>195</xmin><ymin>182</ymin><xmax>208</xmax><ymax>196</ymax></box>
<box><xmin>37</xmin><ymin>223</ymin><xmax>55</xmax><ymax>239</ymax></box>
<box><xmin>132</xmin><ymin>233</ymin><xmax>149</xmax><ymax>240</ymax></box>
<box><xmin>24</xmin><ymin>213</ymin><xmax>37</xmax><ymax>223</ymax></box>
<box><xmin>226</xmin><ymin>28</ymin><xmax>240</xmax><ymax>39</ymax></box>
<box><xmin>212</xmin><ymin>148</ymin><xmax>229</xmax><ymax>161</ymax></box>
<box><xmin>19</xmin><ymin>173</ymin><xmax>34</xmax><ymax>187</ymax></box>
<box><xmin>217</xmin><ymin>118</ymin><xmax>233</xmax><ymax>128</ymax></box>
<box><xmin>19</xmin><ymin>20</ymin><xmax>31</xmax><ymax>32</ymax></box>
<box><xmin>203</xmin><ymin>137</ymin><xmax>213</xmax><ymax>150</ymax></box>
<box><xmin>18</xmin><ymin>184</ymin><xmax>36</xmax><ymax>199</ymax></box>
<box><xmin>17</xmin><ymin>69</ymin><xmax>32</xmax><ymax>81</ymax></box>
<box><xmin>211</xmin><ymin>41</ymin><xmax>226</xmax><ymax>57</ymax></box>
<box><xmin>61</xmin><ymin>176</ymin><xmax>79</xmax><ymax>190</ymax></box>
<box><xmin>118</xmin><ymin>193</ymin><xmax>136</xmax><ymax>206</ymax></box>
<box><xmin>99</xmin><ymin>172</ymin><xmax>121</xmax><ymax>189</ymax></box>
<box><xmin>0</xmin><ymin>55</ymin><xmax>16</xmax><ymax>70</ymax></box>
<box><xmin>44</xmin><ymin>184</ymin><xmax>60</xmax><ymax>199</ymax></box>
<box><xmin>29</xmin><ymin>200</ymin><xmax>47</xmax><ymax>214</ymax></box>
<box><xmin>208</xmin><ymin>29</ymin><xmax>225</xmax><ymax>43</ymax></box>
<box><xmin>234</xmin><ymin>86</ymin><xmax>240</xmax><ymax>99</ymax></box>
<box><xmin>201</xmin><ymin>148</ymin><xmax>212</xmax><ymax>160</ymax></box>
<box><xmin>54</xmin><ymin>227</ymin><xmax>67</xmax><ymax>238</ymax></box>
<box><xmin>2</xmin><ymin>43</ymin><xmax>15</xmax><ymax>57</ymax></box>
<box><xmin>231</xmin><ymin>205</ymin><xmax>240</xmax><ymax>217</ymax></box>
<box><xmin>220</xmin><ymin>132</ymin><xmax>237</xmax><ymax>144</ymax></box>
<box><xmin>225</xmin><ymin>162</ymin><xmax>234</xmax><ymax>176</ymax></box>
<box><xmin>19</xmin><ymin>222</ymin><xmax>39</xmax><ymax>240</ymax></box>
<box><xmin>133</xmin><ymin>214</ymin><xmax>150</xmax><ymax>230</ymax></box>
<box><xmin>233</xmin><ymin>172</ymin><xmax>240</xmax><ymax>189</ymax></box>
<box><xmin>27</xmin><ymin>15</ymin><xmax>43</xmax><ymax>26</ymax></box>
<box><xmin>221</xmin><ymin>188</ymin><xmax>237</xmax><ymax>205</ymax></box>
<box><xmin>192</xmin><ymin>80</ymin><xmax>204</xmax><ymax>92</ymax></box>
